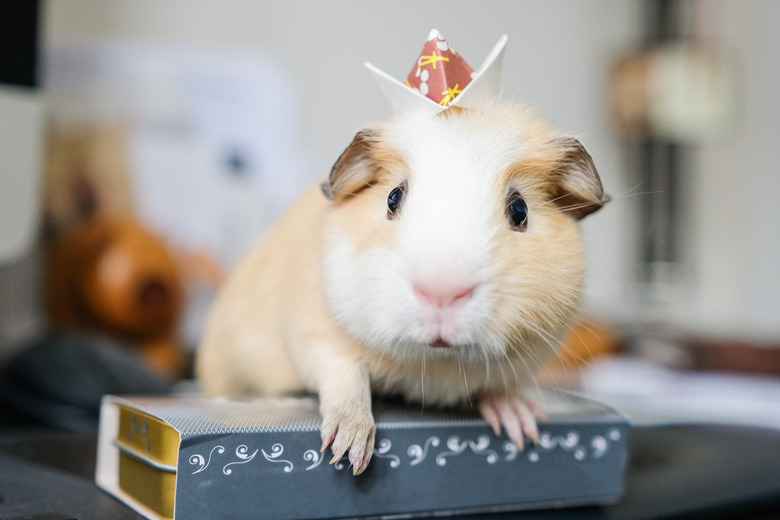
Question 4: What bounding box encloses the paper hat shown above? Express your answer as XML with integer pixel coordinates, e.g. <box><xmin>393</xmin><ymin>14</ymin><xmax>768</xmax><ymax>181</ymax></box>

<box><xmin>365</xmin><ymin>29</ymin><xmax>508</xmax><ymax>114</ymax></box>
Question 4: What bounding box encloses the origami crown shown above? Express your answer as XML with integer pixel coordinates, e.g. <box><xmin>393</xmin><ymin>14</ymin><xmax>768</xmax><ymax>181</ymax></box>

<box><xmin>365</xmin><ymin>29</ymin><xmax>508</xmax><ymax>114</ymax></box>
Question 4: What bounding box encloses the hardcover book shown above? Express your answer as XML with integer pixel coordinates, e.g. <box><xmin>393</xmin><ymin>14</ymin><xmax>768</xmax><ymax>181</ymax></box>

<box><xmin>96</xmin><ymin>391</ymin><xmax>628</xmax><ymax>520</ymax></box>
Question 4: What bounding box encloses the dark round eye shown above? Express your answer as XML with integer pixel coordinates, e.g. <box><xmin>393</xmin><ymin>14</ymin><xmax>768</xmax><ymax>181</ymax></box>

<box><xmin>507</xmin><ymin>193</ymin><xmax>528</xmax><ymax>231</ymax></box>
<box><xmin>387</xmin><ymin>184</ymin><xmax>406</xmax><ymax>219</ymax></box>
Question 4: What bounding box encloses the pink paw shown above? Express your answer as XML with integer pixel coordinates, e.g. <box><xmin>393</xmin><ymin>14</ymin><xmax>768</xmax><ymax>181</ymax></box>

<box><xmin>320</xmin><ymin>406</ymin><xmax>376</xmax><ymax>476</ymax></box>
<box><xmin>478</xmin><ymin>395</ymin><xmax>547</xmax><ymax>449</ymax></box>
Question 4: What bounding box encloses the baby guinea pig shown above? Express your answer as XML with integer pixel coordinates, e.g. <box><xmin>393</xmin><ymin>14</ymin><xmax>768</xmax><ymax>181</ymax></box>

<box><xmin>196</xmin><ymin>99</ymin><xmax>607</xmax><ymax>475</ymax></box>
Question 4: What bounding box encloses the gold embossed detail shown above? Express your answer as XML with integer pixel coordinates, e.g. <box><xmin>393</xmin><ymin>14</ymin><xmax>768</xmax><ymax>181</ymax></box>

<box><xmin>117</xmin><ymin>406</ymin><xmax>180</xmax><ymax>466</ymax></box>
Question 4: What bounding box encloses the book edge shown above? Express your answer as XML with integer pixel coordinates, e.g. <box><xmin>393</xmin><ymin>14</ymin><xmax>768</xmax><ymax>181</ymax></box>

<box><xmin>96</xmin><ymin>395</ymin><xmax>181</xmax><ymax>520</ymax></box>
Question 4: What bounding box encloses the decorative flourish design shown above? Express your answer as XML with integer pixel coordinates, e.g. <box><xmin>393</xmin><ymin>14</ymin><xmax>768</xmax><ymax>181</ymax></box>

<box><xmin>190</xmin><ymin>445</ymin><xmax>225</xmax><ymax>474</ymax></box>
<box><xmin>574</xmin><ymin>447</ymin><xmax>587</xmax><ymax>461</ymax></box>
<box><xmin>260</xmin><ymin>443</ymin><xmax>292</xmax><ymax>473</ymax></box>
<box><xmin>186</xmin><ymin>426</ymin><xmax>623</xmax><ymax>476</ymax></box>
<box><xmin>303</xmin><ymin>450</ymin><xmax>325</xmax><ymax>471</ymax></box>
<box><xmin>525</xmin><ymin>428</ymin><xmax>623</xmax><ymax>463</ymax></box>
<box><xmin>538</xmin><ymin>431</ymin><xmax>556</xmax><ymax>450</ymax></box>
<box><xmin>502</xmin><ymin>441</ymin><xmax>519</xmax><ymax>462</ymax></box>
<box><xmin>223</xmin><ymin>445</ymin><xmax>260</xmax><ymax>475</ymax></box>
<box><xmin>408</xmin><ymin>436</ymin><xmax>440</xmax><ymax>466</ymax></box>
<box><xmin>374</xmin><ymin>439</ymin><xmax>401</xmax><ymax>468</ymax></box>
<box><xmin>469</xmin><ymin>435</ymin><xmax>499</xmax><ymax>464</ymax></box>
<box><xmin>436</xmin><ymin>435</ymin><xmax>498</xmax><ymax>466</ymax></box>
<box><xmin>435</xmin><ymin>436</ymin><xmax>467</xmax><ymax>466</ymax></box>
<box><xmin>558</xmin><ymin>431</ymin><xmax>581</xmax><ymax>450</ymax></box>
<box><xmin>590</xmin><ymin>435</ymin><xmax>608</xmax><ymax>459</ymax></box>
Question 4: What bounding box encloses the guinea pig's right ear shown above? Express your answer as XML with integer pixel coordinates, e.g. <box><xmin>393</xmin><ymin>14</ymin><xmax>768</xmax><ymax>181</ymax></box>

<box><xmin>321</xmin><ymin>129</ymin><xmax>378</xmax><ymax>202</ymax></box>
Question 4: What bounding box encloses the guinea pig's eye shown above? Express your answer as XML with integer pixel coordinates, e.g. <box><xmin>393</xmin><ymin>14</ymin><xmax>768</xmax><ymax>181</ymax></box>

<box><xmin>387</xmin><ymin>184</ymin><xmax>406</xmax><ymax>219</ymax></box>
<box><xmin>507</xmin><ymin>192</ymin><xmax>528</xmax><ymax>231</ymax></box>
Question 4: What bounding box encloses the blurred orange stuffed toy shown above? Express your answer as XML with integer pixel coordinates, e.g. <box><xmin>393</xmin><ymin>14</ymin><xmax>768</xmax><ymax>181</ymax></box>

<box><xmin>43</xmin><ymin>124</ymin><xmax>185</xmax><ymax>379</ymax></box>
<box><xmin>46</xmin><ymin>216</ymin><xmax>184</xmax><ymax>378</ymax></box>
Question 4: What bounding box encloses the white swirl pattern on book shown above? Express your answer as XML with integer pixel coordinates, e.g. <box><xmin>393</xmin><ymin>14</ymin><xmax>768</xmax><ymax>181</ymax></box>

<box><xmin>526</xmin><ymin>428</ymin><xmax>622</xmax><ymax>463</ymax></box>
<box><xmin>502</xmin><ymin>441</ymin><xmax>519</xmax><ymax>462</ymax></box>
<box><xmin>434</xmin><ymin>436</ymin><xmax>468</xmax><ymax>466</ymax></box>
<box><xmin>187</xmin><ymin>426</ymin><xmax>623</xmax><ymax>476</ymax></box>
<box><xmin>303</xmin><ymin>449</ymin><xmax>325</xmax><ymax>471</ymax></box>
<box><xmin>408</xmin><ymin>436</ymin><xmax>440</xmax><ymax>466</ymax></box>
<box><xmin>223</xmin><ymin>445</ymin><xmax>260</xmax><ymax>475</ymax></box>
<box><xmin>190</xmin><ymin>445</ymin><xmax>225</xmax><ymax>474</ymax></box>
<box><xmin>374</xmin><ymin>439</ymin><xmax>401</xmax><ymax>468</ymax></box>
<box><xmin>591</xmin><ymin>435</ymin><xmax>608</xmax><ymax>458</ymax></box>
<box><xmin>260</xmin><ymin>443</ymin><xmax>292</xmax><ymax>473</ymax></box>
<box><xmin>435</xmin><ymin>435</ymin><xmax>498</xmax><ymax>466</ymax></box>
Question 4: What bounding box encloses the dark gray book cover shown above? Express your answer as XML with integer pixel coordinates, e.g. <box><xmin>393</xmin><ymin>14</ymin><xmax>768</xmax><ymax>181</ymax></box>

<box><xmin>96</xmin><ymin>392</ymin><xmax>628</xmax><ymax>519</ymax></box>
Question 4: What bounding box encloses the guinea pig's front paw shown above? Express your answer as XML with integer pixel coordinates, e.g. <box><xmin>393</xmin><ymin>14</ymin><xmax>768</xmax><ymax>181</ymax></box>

<box><xmin>478</xmin><ymin>395</ymin><xmax>547</xmax><ymax>449</ymax></box>
<box><xmin>320</xmin><ymin>405</ymin><xmax>376</xmax><ymax>476</ymax></box>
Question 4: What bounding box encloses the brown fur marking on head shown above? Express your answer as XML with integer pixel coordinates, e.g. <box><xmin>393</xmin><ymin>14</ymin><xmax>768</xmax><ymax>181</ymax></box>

<box><xmin>550</xmin><ymin>137</ymin><xmax>607</xmax><ymax>220</ymax></box>
<box><xmin>323</xmin><ymin>129</ymin><xmax>378</xmax><ymax>201</ymax></box>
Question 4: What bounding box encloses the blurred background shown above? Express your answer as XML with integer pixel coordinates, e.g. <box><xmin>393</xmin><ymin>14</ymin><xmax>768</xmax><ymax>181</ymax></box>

<box><xmin>0</xmin><ymin>0</ymin><xmax>778</xmax><ymax>430</ymax></box>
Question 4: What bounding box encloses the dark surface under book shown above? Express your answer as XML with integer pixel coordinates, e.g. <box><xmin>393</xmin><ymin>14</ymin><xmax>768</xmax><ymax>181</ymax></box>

<box><xmin>2</xmin><ymin>422</ymin><xmax>780</xmax><ymax>519</ymax></box>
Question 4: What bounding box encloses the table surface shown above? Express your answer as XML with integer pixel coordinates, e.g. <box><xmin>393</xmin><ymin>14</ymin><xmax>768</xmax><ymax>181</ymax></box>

<box><xmin>1</xmin><ymin>423</ymin><xmax>780</xmax><ymax>520</ymax></box>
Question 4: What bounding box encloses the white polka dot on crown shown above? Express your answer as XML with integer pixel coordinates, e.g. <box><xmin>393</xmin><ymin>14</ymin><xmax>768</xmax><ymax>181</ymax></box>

<box><xmin>436</xmin><ymin>40</ymin><xmax>449</xmax><ymax>52</ymax></box>
<box><xmin>419</xmin><ymin>69</ymin><xmax>429</xmax><ymax>95</ymax></box>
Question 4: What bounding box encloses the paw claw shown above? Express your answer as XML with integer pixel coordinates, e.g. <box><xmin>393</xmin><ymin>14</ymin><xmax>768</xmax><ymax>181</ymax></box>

<box><xmin>320</xmin><ymin>405</ymin><xmax>375</xmax><ymax>475</ymax></box>
<box><xmin>479</xmin><ymin>395</ymin><xmax>545</xmax><ymax>448</ymax></box>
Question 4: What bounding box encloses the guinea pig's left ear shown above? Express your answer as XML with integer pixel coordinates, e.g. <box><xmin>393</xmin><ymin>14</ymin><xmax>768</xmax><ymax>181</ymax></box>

<box><xmin>552</xmin><ymin>137</ymin><xmax>610</xmax><ymax>220</ymax></box>
<box><xmin>321</xmin><ymin>129</ymin><xmax>378</xmax><ymax>202</ymax></box>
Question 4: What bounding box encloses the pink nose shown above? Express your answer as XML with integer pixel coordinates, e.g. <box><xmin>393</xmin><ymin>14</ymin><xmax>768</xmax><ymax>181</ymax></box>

<box><xmin>413</xmin><ymin>283</ymin><xmax>475</xmax><ymax>309</ymax></box>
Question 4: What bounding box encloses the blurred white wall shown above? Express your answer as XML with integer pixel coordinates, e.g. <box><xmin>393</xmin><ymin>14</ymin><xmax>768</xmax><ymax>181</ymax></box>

<box><xmin>41</xmin><ymin>0</ymin><xmax>780</xmax><ymax>341</ymax></box>
<box><xmin>689</xmin><ymin>0</ymin><xmax>780</xmax><ymax>340</ymax></box>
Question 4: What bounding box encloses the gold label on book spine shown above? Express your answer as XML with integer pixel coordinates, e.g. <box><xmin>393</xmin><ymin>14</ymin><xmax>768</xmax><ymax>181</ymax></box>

<box><xmin>119</xmin><ymin>452</ymin><xmax>176</xmax><ymax>519</ymax></box>
<box><xmin>117</xmin><ymin>406</ymin><xmax>180</xmax><ymax>466</ymax></box>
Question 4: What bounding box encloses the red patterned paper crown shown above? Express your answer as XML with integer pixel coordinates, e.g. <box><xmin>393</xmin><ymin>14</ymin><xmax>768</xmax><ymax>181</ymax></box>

<box><xmin>365</xmin><ymin>29</ymin><xmax>507</xmax><ymax>114</ymax></box>
<box><xmin>405</xmin><ymin>29</ymin><xmax>474</xmax><ymax>107</ymax></box>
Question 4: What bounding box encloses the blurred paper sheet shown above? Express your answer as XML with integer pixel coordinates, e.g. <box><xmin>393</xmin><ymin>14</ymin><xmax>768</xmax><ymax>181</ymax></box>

<box><xmin>577</xmin><ymin>356</ymin><xmax>780</xmax><ymax>431</ymax></box>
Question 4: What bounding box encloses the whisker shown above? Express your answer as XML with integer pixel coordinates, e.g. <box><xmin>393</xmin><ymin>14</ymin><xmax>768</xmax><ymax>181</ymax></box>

<box><xmin>420</xmin><ymin>351</ymin><xmax>426</xmax><ymax>414</ymax></box>
<box><xmin>510</xmin><ymin>313</ymin><xmax>571</xmax><ymax>387</ymax></box>
<box><xmin>459</xmin><ymin>358</ymin><xmax>473</xmax><ymax>407</ymax></box>
<box><xmin>496</xmin><ymin>357</ymin><xmax>509</xmax><ymax>401</ymax></box>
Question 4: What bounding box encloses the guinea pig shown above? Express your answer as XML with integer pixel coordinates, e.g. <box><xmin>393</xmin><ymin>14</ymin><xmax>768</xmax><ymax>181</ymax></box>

<box><xmin>196</xmin><ymin>99</ymin><xmax>607</xmax><ymax>475</ymax></box>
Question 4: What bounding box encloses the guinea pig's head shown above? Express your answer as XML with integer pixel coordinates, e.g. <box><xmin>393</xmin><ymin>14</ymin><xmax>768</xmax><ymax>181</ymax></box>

<box><xmin>321</xmin><ymin>101</ymin><xmax>607</xmax><ymax>366</ymax></box>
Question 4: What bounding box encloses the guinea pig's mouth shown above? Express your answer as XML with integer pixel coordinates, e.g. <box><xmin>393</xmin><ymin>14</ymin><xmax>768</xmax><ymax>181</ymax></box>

<box><xmin>429</xmin><ymin>338</ymin><xmax>452</xmax><ymax>349</ymax></box>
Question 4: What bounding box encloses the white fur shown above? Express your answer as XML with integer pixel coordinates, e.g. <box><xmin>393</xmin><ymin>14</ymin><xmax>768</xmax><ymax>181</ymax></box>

<box><xmin>322</xmin><ymin>108</ymin><xmax>544</xmax><ymax>364</ymax></box>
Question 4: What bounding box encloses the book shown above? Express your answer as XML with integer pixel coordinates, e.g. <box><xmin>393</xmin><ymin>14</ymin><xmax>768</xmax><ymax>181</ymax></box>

<box><xmin>96</xmin><ymin>391</ymin><xmax>628</xmax><ymax>519</ymax></box>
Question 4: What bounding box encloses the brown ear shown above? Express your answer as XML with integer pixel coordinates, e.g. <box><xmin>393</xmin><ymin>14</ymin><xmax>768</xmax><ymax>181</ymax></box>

<box><xmin>552</xmin><ymin>137</ymin><xmax>609</xmax><ymax>220</ymax></box>
<box><xmin>321</xmin><ymin>129</ymin><xmax>378</xmax><ymax>201</ymax></box>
